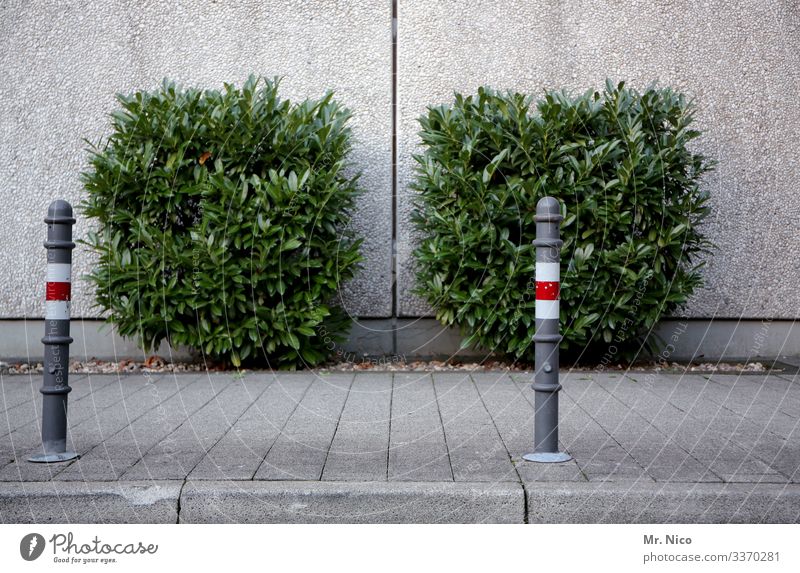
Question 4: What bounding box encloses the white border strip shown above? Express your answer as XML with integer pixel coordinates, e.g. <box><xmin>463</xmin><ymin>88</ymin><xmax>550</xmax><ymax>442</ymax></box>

<box><xmin>47</xmin><ymin>263</ymin><xmax>71</xmax><ymax>283</ymax></box>
<box><xmin>536</xmin><ymin>299</ymin><xmax>559</xmax><ymax>320</ymax></box>
<box><xmin>45</xmin><ymin>300</ymin><xmax>70</xmax><ymax>320</ymax></box>
<box><xmin>535</xmin><ymin>262</ymin><xmax>559</xmax><ymax>282</ymax></box>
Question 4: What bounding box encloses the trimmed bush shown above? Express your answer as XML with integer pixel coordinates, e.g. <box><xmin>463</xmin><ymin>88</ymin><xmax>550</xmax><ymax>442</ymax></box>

<box><xmin>412</xmin><ymin>81</ymin><xmax>713</xmax><ymax>361</ymax></box>
<box><xmin>82</xmin><ymin>76</ymin><xmax>362</xmax><ymax>368</ymax></box>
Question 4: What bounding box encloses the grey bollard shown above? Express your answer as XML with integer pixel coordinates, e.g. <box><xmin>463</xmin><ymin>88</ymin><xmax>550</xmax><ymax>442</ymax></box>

<box><xmin>523</xmin><ymin>197</ymin><xmax>572</xmax><ymax>463</ymax></box>
<box><xmin>28</xmin><ymin>200</ymin><xmax>79</xmax><ymax>463</ymax></box>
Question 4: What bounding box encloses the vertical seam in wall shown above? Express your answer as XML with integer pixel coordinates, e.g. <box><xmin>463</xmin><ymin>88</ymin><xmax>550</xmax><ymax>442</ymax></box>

<box><xmin>391</xmin><ymin>0</ymin><xmax>398</xmax><ymax>354</ymax></box>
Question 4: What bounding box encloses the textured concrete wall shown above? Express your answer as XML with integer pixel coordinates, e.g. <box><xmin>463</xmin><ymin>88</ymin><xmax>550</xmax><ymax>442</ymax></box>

<box><xmin>3</xmin><ymin>0</ymin><xmax>800</xmax><ymax>327</ymax></box>
<box><xmin>0</xmin><ymin>0</ymin><xmax>392</xmax><ymax>318</ymax></box>
<box><xmin>397</xmin><ymin>0</ymin><xmax>800</xmax><ymax>319</ymax></box>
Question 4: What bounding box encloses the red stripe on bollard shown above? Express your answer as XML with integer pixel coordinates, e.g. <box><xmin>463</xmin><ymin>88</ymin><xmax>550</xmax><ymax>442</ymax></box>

<box><xmin>45</xmin><ymin>282</ymin><xmax>71</xmax><ymax>301</ymax></box>
<box><xmin>535</xmin><ymin>281</ymin><xmax>559</xmax><ymax>300</ymax></box>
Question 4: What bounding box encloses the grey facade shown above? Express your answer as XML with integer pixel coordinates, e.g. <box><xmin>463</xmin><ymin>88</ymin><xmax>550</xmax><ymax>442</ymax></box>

<box><xmin>397</xmin><ymin>0</ymin><xmax>800</xmax><ymax>318</ymax></box>
<box><xmin>0</xmin><ymin>0</ymin><xmax>393</xmax><ymax>319</ymax></box>
<box><xmin>2</xmin><ymin>1</ymin><xmax>799</xmax><ymax>354</ymax></box>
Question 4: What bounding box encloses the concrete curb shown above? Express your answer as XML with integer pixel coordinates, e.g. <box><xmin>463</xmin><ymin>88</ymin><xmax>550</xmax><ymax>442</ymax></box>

<box><xmin>0</xmin><ymin>481</ymin><xmax>181</xmax><ymax>523</ymax></box>
<box><xmin>3</xmin><ymin>481</ymin><xmax>799</xmax><ymax>524</ymax></box>
<box><xmin>526</xmin><ymin>482</ymin><xmax>800</xmax><ymax>523</ymax></box>
<box><xmin>179</xmin><ymin>481</ymin><xmax>524</xmax><ymax>524</ymax></box>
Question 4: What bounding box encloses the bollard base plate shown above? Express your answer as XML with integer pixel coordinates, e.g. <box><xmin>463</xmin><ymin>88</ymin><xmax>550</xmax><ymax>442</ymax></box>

<box><xmin>28</xmin><ymin>451</ymin><xmax>79</xmax><ymax>463</ymax></box>
<box><xmin>523</xmin><ymin>452</ymin><xmax>572</xmax><ymax>463</ymax></box>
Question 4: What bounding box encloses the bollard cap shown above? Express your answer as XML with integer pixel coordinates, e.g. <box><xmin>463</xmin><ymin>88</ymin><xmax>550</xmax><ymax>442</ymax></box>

<box><xmin>535</xmin><ymin>196</ymin><xmax>562</xmax><ymax>222</ymax></box>
<box><xmin>44</xmin><ymin>200</ymin><xmax>75</xmax><ymax>225</ymax></box>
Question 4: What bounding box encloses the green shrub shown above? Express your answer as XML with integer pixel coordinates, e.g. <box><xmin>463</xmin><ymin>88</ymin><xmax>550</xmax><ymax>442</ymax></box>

<box><xmin>412</xmin><ymin>81</ymin><xmax>713</xmax><ymax>361</ymax></box>
<box><xmin>81</xmin><ymin>76</ymin><xmax>362</xmax><ymax>368</ymax></box>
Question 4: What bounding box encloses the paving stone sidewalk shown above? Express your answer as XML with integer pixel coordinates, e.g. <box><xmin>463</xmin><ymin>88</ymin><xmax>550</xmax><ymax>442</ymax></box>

<box><xmin>1</xmin><ymin>369</ymin><xmax>798</xmax><ymax>523</ymax></box>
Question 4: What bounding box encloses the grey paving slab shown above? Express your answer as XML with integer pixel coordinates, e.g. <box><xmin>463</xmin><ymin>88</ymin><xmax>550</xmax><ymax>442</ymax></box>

<box><xmin>624</xmin><ymin>377</ymin><xmax>786</xmax><ymax>482</ymax></box>
<box><xmin>255</xmin><ymin>373</ymin><xmax>354</xmax><ymax>480</ymax></box>
<box><xmin>510</xmin><ymin>373</ymin><xmax>651</xmax><ymax>482</ymax></box>
<box><xmin>2</xmin><ymin>374</ymin><xmax>207</xmax><ymax>482</ymax></box>
<box><xmin>122</xmin><ymin>375</ymin><xmax>272</xmax><ymax>480</ymax></box>
<box><xmin>642</xmin><ymin>375</ymin><xmax>791</xmax><ymax>471</ymax></box>
<box><xmin>0</xmin><ymin>481</ymin><xmax>180</xmax><ymax>524</ymax></box>
<box><xmin>55</xmin><ymin>374</ymin><xmax>227</xmax><ymax>481</ymax></box>
<box><xmin>71</xmin><ymin>374</ymin><xmax>161</xmax><ymax>411</ymax></box>
<box><xmin>525</xmin><ymin>482</ymin><xmax>800</xmax><ymax>524</ymax></box>
<box><xmin>660</xmin><ymin>375</ymin><xmax>800</xmax><ymax>481</ymax></box>
<box><xmin>180</xmin><ymin>480</ymin><xmax>524</xmax><ymax>523</ymax></box>
<box><xmin>0</xmin><ymin>373</ymin><xmax>88</xmax><ymax>413</ymax></box>
<box><xmin>653</xmin><ymin>375</ymin><xmax>794</xmax><ymax>432</ymax></box>
<box><xmin>775</xmin><ymin>371</ymin><xmax>800</xmax><ymax>390</ymax></box>
<box><xmin>388</xmin><ymin>372</ymin><xmax>453</xmax><ymax>481</ymax></box>
<box><xmin>709</xmin><ymin>370</ymin><xmax>800</xmax><ymax>393</ymax></box>
<box><xmin>1</xmin><ymin>415</ymin><xmax>45</xmax><ymax>461</ymax></box>
<box><xmin>560</xmin><ymin>394</ymin><xmax>654</xmax><ymax>482</ymax></box>
<box><xmin>702</xmin><ymin>374</ymin><xmax>800</xmax><ymax>431</ymax></box>
<box><xmin>563</xmin><ymin>374</ymin><xmax>719</xmax><ymax>483</ymax></box>
<box><xmin>624</xmin><ymin>373</ymin><xmax>786</xmax><ymax>483</ymax></box>
<box><xmin>1</xmin><ymin>370</ymin><xmax>799</xmax><ymax>524</ymax></box>
<box><xmin>0</xmin><ymin>374</ymin><xmax>172</xmax><ymax>480</ymax></box>
<box><xmin>322</xmin><ymin>373</ymin><xmax>392</xmax><ymax>482</ymax></box>
<box><xmin>188</xmin><ymin>374</ymin><xmax>314</xmax><ymax>480</ymax></box>
<box><xmin>433</xmin><ymin>372</ymin><xmax>516</xmax><ymax>482</ymax></box>
<box><xmin>0</xmin><ymin>375</ymin><xmax>38</xmax><ymax>414</ymax></box>
<box><xmin>0</xmin><ymin>374</ymin><xmax>111</xmax><ymax>439</ymax></box>
<box><xmin>473</xmin><ymin>371</ymin><xmax>584</xmax><ymax>482</ymax></box>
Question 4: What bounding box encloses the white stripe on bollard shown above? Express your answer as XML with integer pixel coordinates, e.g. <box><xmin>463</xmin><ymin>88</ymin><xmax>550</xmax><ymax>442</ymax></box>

<box><xmin>45</xmin><ymin>300</ymin><xmax>71</xmax><ymax>320</ymax></box>
<box><xmin>535</xmin><ymin>299</ymin><xmax>559</xmax><ymax>320</ymax></box>
<box><xmin>46</xmin><ymin>263</ymin><xmax>72</xmax><ymax>283</ymax></box>
<box><xmin>535</xmin><ymin>262</ymin><xmax>559</xmax><ymax>282</ymax></box>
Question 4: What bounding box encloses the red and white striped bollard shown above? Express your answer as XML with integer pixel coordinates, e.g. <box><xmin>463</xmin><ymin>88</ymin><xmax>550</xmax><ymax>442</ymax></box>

<box><xmin>29</xmin><ymin>200</ymin><xmax>79</xmax><ymax>463</ymax></box>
